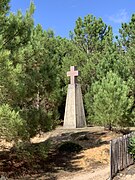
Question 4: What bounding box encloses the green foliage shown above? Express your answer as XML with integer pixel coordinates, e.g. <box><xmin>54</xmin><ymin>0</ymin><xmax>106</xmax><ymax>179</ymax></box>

<box><xmin>72</xmin><ymin>15</ymin><xmax>110</xmax><ymax>53</ymax></box>
<box><xmin>119</xmin><ymin>14</ymin><xmax>135</xmax><ymax>48</ymax></box>
<box><xmin>21</xmin><ymin>106</ymin><xmax>59</xmax><ymax>138</ymax></box>
<box><xmin>0</xmin><ymin>0</ymin><xmax>10</xmax><ymax>13</ymax></box>
<box><xmin>0</xmin><ymin>104</ymin><xmax>28</xmax><ymax>142</ymax></box>
<box><xmin>0</xmin><ymin>2</ymin><xmax>61</xmax><ymax>141</ymax></box>
<box><xmin>15</xmin><ymin>140</ymin><xmax>51</xmax><ymax>160</ymax></box>
<box><xmin>0</xmin><ymin>0</ymin><xmax>135</xmax><ymax>143</ymax></box>
<box><xmin>128</xmin><ymin>136</ymin><xmax>135</xmax><ymax>160</ymax></box>
<box><xmin>85</xmin><ymin>71</ymin><xmax>134</xmax><ymax>127</ymax></box>
<box><xmin>0</xmin><ymin>0</ymin><xmax>10</xmax><ymax>32</ymax></box>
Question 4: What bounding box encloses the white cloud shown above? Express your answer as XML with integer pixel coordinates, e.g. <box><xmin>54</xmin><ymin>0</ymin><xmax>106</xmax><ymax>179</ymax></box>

<box><xmin>109</xmin><ymin>9</ymin><xmax>129</xmax><ymax>23</ymax></box>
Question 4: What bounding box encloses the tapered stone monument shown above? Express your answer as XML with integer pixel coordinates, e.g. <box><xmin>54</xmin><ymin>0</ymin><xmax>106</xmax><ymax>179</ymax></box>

<box><xmin>63</xmin><ymin>66</ymin><xmax>86</xmax><ymax>128</ymax></box>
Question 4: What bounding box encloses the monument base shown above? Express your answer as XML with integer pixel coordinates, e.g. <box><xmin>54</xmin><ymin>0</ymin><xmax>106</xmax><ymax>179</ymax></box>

<box><xmin>63</xmin><ymin>84</ymin><xmax>86</xmax><ymax>128</ymax></box>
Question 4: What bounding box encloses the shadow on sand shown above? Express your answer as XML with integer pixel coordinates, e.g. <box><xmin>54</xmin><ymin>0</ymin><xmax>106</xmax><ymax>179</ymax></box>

<box><xmin>0</xmin><ymin>129</ymin><xmax>111</xmax><ymax>179</ymax></box>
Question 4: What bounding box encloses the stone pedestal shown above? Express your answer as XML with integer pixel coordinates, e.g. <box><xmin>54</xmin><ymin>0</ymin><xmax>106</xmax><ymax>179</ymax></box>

<box><xmin>63</xmin><ymin>84</ymin><xmax>86</xmax><ymax>128</ymax></box>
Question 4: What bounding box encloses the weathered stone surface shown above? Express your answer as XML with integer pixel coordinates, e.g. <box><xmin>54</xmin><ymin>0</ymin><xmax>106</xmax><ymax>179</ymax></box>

<box><xmin>63</xmin><ymin>84</ymin><xmax>76</xmax><ymax>128</ymax></box>
<box><xmin>75</xmin><ymin>84</ymin><xmax>86</xmax><ymax>128</ymax></box>
<box><xmin>64</xmin><ymin>66</ymin><xmax>86</xmax><ymax>128</ymax></box>
<box><xmin>67</xmin><ymin>66</ymin><xmax>79</xmax><ymax>85</ymax></box>
<box><xmin>63</xmin><ymin>84</ymin><xmax>86</xmax><ymax>128</ymax></box>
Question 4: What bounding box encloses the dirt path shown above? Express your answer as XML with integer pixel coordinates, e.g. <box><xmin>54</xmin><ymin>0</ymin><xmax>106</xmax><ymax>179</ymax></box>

<box><xmin>58</xmin><ymin>166</ymin><xmax>110</xmax><ymax>180</ymax></box>
<box><xmin>113</xmin><ymin>164</ymin><xmax>135</xmax><ymax>180</ymax></box>
<box><xmin>1</xmin><ymin>126</ymin><xmax>135</xmax><ymax>180</ymax></box>
<box><xmin>31</xmin><ymin>127</ymin><xmax>135</xmax><ymax>180</ymax></box>
<box><xmin>57</xmin><ymin>165</ymin><xmax>135</xmax><ymax>180</ymax></box>
<box><xmin>30</xmin><ymin>126</ymin><xmax>117</xmax><ymax>180</ymax></box>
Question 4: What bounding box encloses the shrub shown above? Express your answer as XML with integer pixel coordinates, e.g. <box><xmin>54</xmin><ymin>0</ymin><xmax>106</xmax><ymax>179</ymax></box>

<box><xmin>0</xmin><ymin>104</ymin><xmax>28</xmax><ymax>142</ymax></box>
<box><xmin>128</xmin><ymin>136</ymin><xmax>135</xmax><ymax>160</ymax></box>
<box><xmin>85</xmin><ymin>71</ymin><xmax>133</xmax><ymax>128</ymax></box>
<box><xmin>14</xmin><ymin>140</ymin><xmax>51</xmax><ymax>161</ymax></box>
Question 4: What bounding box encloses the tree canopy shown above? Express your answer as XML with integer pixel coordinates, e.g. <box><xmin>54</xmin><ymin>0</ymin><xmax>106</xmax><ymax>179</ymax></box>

<box><xmin>0</xmin><ymin>1</ymin><xmax>135</xmax><ymax>142</ymax></box>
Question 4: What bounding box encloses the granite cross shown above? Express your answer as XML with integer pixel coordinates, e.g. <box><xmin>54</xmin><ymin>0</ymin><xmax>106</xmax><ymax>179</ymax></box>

<box><xmin>67</xmin><ymin>66</ymin><xmax>79</xmax><ymax>84</ymax></box>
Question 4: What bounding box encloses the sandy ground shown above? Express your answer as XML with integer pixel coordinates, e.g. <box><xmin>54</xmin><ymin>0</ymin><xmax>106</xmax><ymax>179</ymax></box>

<box><xmin>58</xmin><ymin>166</ymin><xmax>110</xmax><ymax>180</ymax></box>
<box><xmin>58</xmin><ymin>165</ymin><xmax>135</xmax><ymax>180</ymax></box>
<box><xmin>0</xmin><ymin>126</ymin><xmax>135</xmax><ymax>180</ymax></box>
<box><xmin>31</xmin><ymin>127</ymin><xmax>135</xmax><ymax>180</ymax></box>
<box><xmin>113</xmin><ymin>164</ymin><xmax>135</xmax><ymax>180</ymax></box>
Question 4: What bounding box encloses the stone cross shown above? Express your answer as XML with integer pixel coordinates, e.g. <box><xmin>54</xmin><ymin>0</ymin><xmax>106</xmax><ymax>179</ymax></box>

<box><xmin>64</xmin><ymin>65</ymin><xmax>86</xmax><ymax>128</ymax></box>
<box><xmin>67</xmin><ymin>66</ymin><xmax>79</xmax><ymax>84</ymax></box>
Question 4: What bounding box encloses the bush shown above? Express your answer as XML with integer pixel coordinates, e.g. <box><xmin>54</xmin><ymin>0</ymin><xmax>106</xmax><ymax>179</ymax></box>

<box><xmin>14</xmin><ymin>140</ymin><xmax>51</xmax><ymax>161</ymax></box>
<box><xmin>21</xmin><ymin>106</ymin><xmax>59</xmax><ymax>138</ymax></box>
<box><xmin>0</xmin><ymin>104</ymin><xmax>28</xmax><ymax>142</ymax></box>
<box><xmin>128</xmin><ymin>136</ymin><xmax>135</xmax><ymax>160</ymax></box>
<box><xmin>85</xmin><ymin>71</ymin><xmax>133</xmax><ymax>128</ymax></box>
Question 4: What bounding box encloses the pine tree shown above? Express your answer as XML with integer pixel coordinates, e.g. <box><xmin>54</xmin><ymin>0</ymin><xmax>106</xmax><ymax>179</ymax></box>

<box><xmin>85</xmin><ymin>71</ymin><xmax>133</xmax><ymax>128</ymax></box>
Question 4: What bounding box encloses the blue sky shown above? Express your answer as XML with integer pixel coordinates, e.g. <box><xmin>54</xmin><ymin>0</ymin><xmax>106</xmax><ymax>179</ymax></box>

<box><xmin>10</xmin><ymin>0</ymin><xmax>135</xmax><ymax>38</ymax></box>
